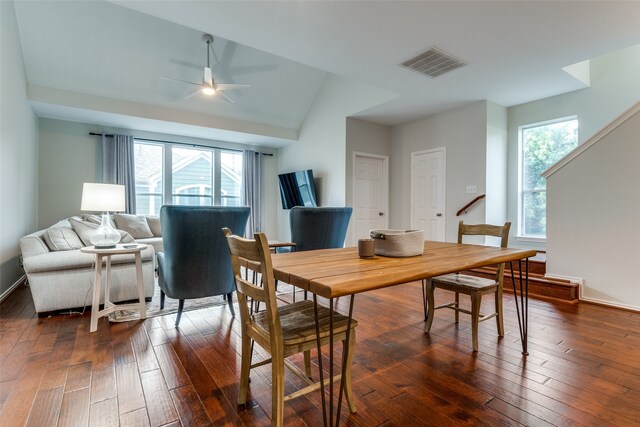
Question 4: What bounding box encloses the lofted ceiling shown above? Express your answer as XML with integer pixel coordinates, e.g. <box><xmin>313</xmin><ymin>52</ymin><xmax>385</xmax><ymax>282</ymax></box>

<box><xmin>13</xmin><ymin>1</ymin><xmax>640</xmax><ymax>146</ymax></box>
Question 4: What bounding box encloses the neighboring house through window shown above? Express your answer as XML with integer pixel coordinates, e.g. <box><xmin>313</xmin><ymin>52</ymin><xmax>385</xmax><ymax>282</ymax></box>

<box><xmin>134</xmin><ymin>141</ymin><xmax>242</xmax><ymax>215</ymax></box>
<box><xmin>518</xmin><ymin>117</ymin><xmax>578</xmax><ymax>239</ymax></box>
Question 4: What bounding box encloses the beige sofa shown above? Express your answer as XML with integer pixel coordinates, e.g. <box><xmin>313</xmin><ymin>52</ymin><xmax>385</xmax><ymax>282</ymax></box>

<box><xmin>20</xmin><ymin>214</ymin><xmax>163</xmax><ymax>314</ymax></box>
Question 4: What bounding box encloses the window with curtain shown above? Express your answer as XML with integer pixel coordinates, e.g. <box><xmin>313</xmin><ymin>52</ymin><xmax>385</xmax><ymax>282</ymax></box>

<box><xmin>133</xmin><ymin>140</ymin><xmax>242</xmax><ymax>215</ymax></box>
<box><xmin>519</xmin><ymin>117</ymin><xmax>578</xmax><ymax>239</ymax></box>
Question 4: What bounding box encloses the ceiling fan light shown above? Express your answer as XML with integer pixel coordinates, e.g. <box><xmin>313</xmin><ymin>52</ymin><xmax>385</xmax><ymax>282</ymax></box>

<box><xmin>202</xmin><ymin>86</ymin><xmax>216</xmax><ymax>95</ymax></box>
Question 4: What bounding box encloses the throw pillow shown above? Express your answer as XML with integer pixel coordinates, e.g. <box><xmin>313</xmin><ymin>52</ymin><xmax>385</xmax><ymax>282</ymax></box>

<box><xmin>70</xmin><ymin>218</ymin><xmax>99</xmax><ymax>246</ymax></box>
<box><xmin>43</xmin><ymin>227</ymin><xmax>84</xmax><ymax>251</ymax></box>
<box><xmin>113</xmin><ymin>214</ymin><xmax>154</xmax><ymax>239</ymax></box>
<box><xmin>146</xmin><ymin>216</ymin><xmax>162</xmax><ymax>237</ymax></box>
<box><xmin>70</xmin><ymin>218</ymin><xmax>133</xmax><ymax>246</ymax></box>
<box><xmin>120</xmin><ymin>231</ymin><xmax>136</xmax><ymax>244</ymax></box>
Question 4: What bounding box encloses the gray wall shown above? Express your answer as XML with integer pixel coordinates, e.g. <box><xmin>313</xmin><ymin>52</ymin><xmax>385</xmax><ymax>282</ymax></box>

<box><xmin>345</xmin><ymin>117</ymin><xmax>391</xmax><ymax>245</ymax></box>
<box><xmin>38</xmin><ymin>119</ymin><xmax>100</xmax><ymax>227</ymax></box>
<box><xmin>37</xmin><ymin>118</ymin><xmax>279</xmax><ymax>236</ymax></box>
<box><xmin>389</xmin><ymin>102</ymin><xmax>489</xmax><ymax>242</ymax></box>
<box><xmin>1</xmin><ymin>0</ymin><xmax>39</xmax><ymax>297</ymax></box>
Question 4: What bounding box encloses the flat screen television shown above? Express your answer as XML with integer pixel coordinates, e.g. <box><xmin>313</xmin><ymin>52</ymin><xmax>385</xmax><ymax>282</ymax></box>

<box><xmin>278</xmin><ymin>169</ymin><xmax>318</xmax><ymax>209</ymax></box>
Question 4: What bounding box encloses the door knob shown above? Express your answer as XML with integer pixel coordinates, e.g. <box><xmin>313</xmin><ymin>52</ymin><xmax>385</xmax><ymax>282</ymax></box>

<box><xmin>378</xmin><ymin>212</ymin><xmax>384</xmax><ymax>216</ymax></box>
<box><xmin>436</xmin><ymin>213</ymin><xmax>442</xmax><ymax>217</ymax></box>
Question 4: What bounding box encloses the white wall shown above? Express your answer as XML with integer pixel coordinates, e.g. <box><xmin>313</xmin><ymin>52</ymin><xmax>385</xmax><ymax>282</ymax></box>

<box><xmin>389</xmin><ymin>102</ymin><xmax>489</xmax><ymax>242</ymax></box>
<box><xmin>507</xmin><ymin>44</ymin><xmax>640</xmax><ymax>249</ymax></box>
<box><xmin>485</xmin><ymin>102</ymin><xmax>508</xmax><ymax>229</ymax></box>
<box><xmin>277</xmin><ymin>74</ymin><xmax>396</xmax><ymax>240</ymax></box>
<box><xmin>345</xmin><ymin>117</ymin><xmax>391</xmax><ymax>245</ymax></box>
<box><xmin>545</xmin><ymin>108</ymin><xmax>640</xmax><ymax>310</ymax></box>
<box><xmin>37</xmin><ymin>118</ymin><xmax>279</xmax><ymax>236</ymax></box>
<box><xmin>0</xmin><ymin>0</ymin><xmax>39</xmax><ymax>297</ymax></box>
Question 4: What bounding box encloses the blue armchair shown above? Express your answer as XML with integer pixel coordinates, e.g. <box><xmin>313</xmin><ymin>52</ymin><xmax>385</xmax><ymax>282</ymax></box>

<box><xmin>289</xmin><ymin>206</ymin><xmax>353</xmax><ymax>251</ymax></box>
<box><xmin>286</xmin><ymin>207</ymin><xmax>352</xmax><ymax>301</ymax></box>
<box><xmin>157</xmin><ymin>205</ymin><xmax>250</xmax><ymax>326</ymax></box>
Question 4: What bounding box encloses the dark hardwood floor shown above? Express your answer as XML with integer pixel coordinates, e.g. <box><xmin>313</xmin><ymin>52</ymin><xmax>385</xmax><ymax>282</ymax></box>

<box><xmin>1</xmin><ymin>280</ymin><xmax>639</xmax><ymax>426</ymax></box>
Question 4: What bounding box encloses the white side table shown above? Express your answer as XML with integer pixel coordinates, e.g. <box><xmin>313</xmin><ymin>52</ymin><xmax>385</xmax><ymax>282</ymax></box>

<box><xmin>81</xmin><ymin>244</ymin><xmax>148</xmax><ymax>332</ymax></box>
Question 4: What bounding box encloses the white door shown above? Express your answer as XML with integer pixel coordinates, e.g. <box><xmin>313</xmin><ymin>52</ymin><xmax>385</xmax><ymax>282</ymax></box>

<box><xmin>353</xmin><ymin>153</ymin><xmax>388</xmax><ymax>241</ymax></box>
<box><xmin>411</xmin><ymin>148</ymin><xmax>446</xmax><ymax>241</ymax></box>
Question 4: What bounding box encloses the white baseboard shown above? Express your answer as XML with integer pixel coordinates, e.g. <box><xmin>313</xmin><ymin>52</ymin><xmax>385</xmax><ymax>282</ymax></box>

<box><xmin>0</xmin><ymin>275</ymin><xmax>27</xmax><ymax>303</ymax></box>
<box><xmin>544</xmin><ymin>273</ymin><xmax>583</xmax><ymax>285</ymax></box>
<box><xmin>579</xmin><ymin>291</ymin><xmax>640</xmax><ymax>312</ymax></box>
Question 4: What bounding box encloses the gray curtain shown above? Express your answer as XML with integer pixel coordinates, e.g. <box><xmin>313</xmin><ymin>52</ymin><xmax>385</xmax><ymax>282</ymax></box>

<box><xmin>243</xmin><ymin>150</ymin><xmax>262</xmax><ymax>236</ymax></box>
<box><xmin>102</xmin><ymin>134</ymin><xmax>136</xmax><ymax>214</ymax></box>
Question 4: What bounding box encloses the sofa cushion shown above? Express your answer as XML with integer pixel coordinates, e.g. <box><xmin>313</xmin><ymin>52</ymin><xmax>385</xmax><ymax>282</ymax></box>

<box><xmin>20</xmin><ymin>233</ymin><xmax>51</xmax><ymax>258</ymax></box>
<box><xmin>146</xmin><ymin>216</ymin><xmax>162</xmax><ymax>237</ymax></box>
<box><xmin>113</xmin><ymin>214</ymin><xmax>154</xmax><ymax>239</ymax></box>
<box><xmin>43</xmin><ymin>227</ymin><xmax>84</xmax><ymax>251</ymax></box>
<box><xmin>69</xmin><ymin>218</ymin><xmax>134</xmax><ymax>246</ymax></box>
<box><xmin>135</xmin><ymin>236</ymin><xmax>163</xmax><ymax>254</ymax></box>
<box><xmin>23</xmin><ymin>245</ymin><xmax>156</xmax><ymax>274</ymax></box>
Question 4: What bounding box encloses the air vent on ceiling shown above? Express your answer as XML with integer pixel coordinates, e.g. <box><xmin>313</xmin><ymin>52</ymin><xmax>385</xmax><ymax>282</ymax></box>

<box><xmin>401</xmin><ymin>47</ymin><xmax>467</xmax><ymax>78</ymax></box>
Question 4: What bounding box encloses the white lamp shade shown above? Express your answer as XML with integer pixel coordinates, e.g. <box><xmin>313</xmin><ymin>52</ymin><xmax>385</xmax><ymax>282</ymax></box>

<box><xmin>81</xmin><ymin>183</ymin><xmax>126</xmax><ymax>212</ymax></box>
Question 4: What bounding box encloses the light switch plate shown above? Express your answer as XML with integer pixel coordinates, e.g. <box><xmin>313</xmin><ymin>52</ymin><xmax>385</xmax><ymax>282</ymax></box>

<box><xmin>466</xmin><ymin>185</ymin><xmax>478</xmax><ymax>194</ymax></box>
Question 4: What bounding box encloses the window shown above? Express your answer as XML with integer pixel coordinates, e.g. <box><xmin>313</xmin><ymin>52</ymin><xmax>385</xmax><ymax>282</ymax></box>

<box><xmin>134</xmin><ymin>142</ymin><xmax>164</xmax><ymax>215</ymax></box>
<box><xmin>519</xmin><ymin>117</ymin><xmax>578</xmax><ymax>239</ymax></box>
<box><xmin>172</xmin><ymin>147</ymin><xmax>213</xmax><ymax>206</ymax></box>
<box><xmin>134</xmin><ymin>141</ymin><xmax>242</xmax><ymax>215</ymax></box>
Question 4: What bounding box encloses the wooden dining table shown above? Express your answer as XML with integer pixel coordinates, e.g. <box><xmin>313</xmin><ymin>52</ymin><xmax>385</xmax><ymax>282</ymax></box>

<box><xmin>269</xmin><ymin>240</ymin><xmax>537</xmax><ymax>427</ymax></box>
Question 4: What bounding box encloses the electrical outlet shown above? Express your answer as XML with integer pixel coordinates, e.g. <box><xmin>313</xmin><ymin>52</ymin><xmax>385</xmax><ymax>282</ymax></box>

<box><xmin>466</xmin><ymin>185</ymin><xmax>477</xmax><ymax>194</ymax></box>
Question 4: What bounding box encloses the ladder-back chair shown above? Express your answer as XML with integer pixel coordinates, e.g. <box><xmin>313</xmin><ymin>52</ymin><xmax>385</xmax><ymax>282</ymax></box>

<box><xmin>223</xmin><ymin>228</ymin><xmax>358</xmax><ymax>426</ymax></box>
<box><xmin>424</xmin><ymin>221</ymin><xmax>511</xmax><ymax>352</ymax></box>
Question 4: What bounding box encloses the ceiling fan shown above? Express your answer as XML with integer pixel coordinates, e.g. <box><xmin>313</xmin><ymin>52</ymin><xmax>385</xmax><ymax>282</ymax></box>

<box><xmin>163</xmin><ymin>34</ymin><xmax>250</xmax><ymax>103</ymax></box>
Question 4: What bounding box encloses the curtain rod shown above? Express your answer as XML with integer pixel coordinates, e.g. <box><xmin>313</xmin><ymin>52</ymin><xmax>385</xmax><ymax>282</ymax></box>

<box><xmin>89</xmin><ymin>132</ymin><xmax>274</xmax><ymax>156</ymax></box>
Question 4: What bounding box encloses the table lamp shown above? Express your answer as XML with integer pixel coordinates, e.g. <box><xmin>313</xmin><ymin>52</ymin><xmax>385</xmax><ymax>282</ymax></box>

<box><xmin>80</xmin><ymin>183</ymin><xmax>126</xmax><ymax>248</ymax></box>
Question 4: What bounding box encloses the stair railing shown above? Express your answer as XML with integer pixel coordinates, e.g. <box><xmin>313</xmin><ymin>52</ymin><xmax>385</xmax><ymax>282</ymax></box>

<box><xmin>456</xmin><ymin>194</ymin><xmax>486</xmax><ymax>216</ymax></box>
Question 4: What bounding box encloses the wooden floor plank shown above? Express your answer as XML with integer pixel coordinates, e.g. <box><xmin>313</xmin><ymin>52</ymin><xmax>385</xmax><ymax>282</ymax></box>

<box><xmin>140</xmin><ymin>369</ymin><xmax>178</xmax><ymax>427</ymax></box>
<box><xmin>115</xmin><ymin>362</ymin><xmax>146</xmax><ymax>415</ymax></box>
<box><xmin>90</xmin><ymin>366</ymin><xmax>116</xmax><ymax>404</ymax></box>
<box><xmin>88</xmin><ymin>397</ymin><xmax>119</xmax><ymax>427</ymax></box>
<box><xmin>130</xmin><ymin>323</ymin><xmax>160</xmax><ymax>373</ymax></box>
<box><xmin>57</xmin><ymin>387</ymin><xmax>90</xmax><ymax>427</ymax></box>
<box><xmin>120</xmin><ymin>407</ymin><xmax>151</xmax><ymax>427</ymax></box>
<box><xmin>170</xmin><ymin>384</ymin><xmax>213</xmax><ymax>426</ymax></box>
<box><xmin>153</xmin><ymin>343</ymin><xmax>190</xmax><ymax>390</ymax></box>
<box><xmin>24</xmin><ymin>386</ymin><xmax>64</xmax><ymax>427</ymax></box>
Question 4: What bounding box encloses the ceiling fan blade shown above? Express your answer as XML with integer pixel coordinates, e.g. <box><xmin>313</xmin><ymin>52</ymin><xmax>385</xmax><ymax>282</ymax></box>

<box><xmin>215</xmin><ymin>84</ymin><xmax>251</xmax><ymax>90</ymax></box>
<box><xmin>184</xmin><ymin>89</ymin><xmax>202</xmax><ymax>100</ymax></box>
<box><xmin>218</xmin><ymin>91</ymin><xmax>235</xmax><ymax>103</ymax></box>
<box><xmin>162</xmin><ymin>76</ymin><xmax>202</xmax><ymax>87</ymax></box>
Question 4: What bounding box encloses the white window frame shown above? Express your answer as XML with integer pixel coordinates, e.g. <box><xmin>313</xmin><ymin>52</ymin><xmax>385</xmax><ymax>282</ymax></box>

<box><xmin>133</xmin><ymin>141</ymin><xmax>164</xmax><ymax>216</ymax></box>
<box><xmin>516</xmin><ymin>115</ymin><xmax>578</xmax><ymax>241</ymax></box>
<box><xmin>133</xmin><ymin>139</ymin><xmax>242</xmax><ymax>215</ymax></box>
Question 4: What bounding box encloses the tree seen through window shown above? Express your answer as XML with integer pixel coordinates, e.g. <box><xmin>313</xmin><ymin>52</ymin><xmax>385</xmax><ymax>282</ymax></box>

<box><xmin>520</xmin><ymin>118</ymin><xmax>578</xmax><ymax>237</ymax></box>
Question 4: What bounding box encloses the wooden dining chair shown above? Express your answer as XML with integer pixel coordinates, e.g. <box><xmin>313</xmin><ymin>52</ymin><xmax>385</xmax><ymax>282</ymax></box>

<box><xmin>424</xmin><ymin>221</ymin><xmax>511</xmax><ymax>352</ymax></box>
<box><xmin>223</xmin><ymin>228</ymin><xmax>358</xmax><ymax>427</ymax></box>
